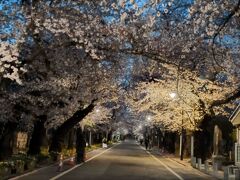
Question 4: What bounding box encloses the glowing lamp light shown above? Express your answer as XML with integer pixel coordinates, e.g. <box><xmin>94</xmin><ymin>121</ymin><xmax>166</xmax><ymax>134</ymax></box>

<box><xmin>147</xmin><ymin>116</ymin><xmax>151</xmax><ymax>121</ymax></box>
<box><xmin>169</xmin><ymin>92</ymin><xmax>177</xmax><ymax>99</ymax></box>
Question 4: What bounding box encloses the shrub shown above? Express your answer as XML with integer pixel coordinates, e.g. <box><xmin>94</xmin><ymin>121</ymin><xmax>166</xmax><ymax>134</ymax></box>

<box><xmin>62</xmin><ymin>148</ymin><xmax>76</xmax><ymax>157</ymax></box>
<box><xmin>40</xmin><ymin>147</ymin><xmax>49</xmax><ymax>156</ymax></box>
<box><xmin>15</xmin><ymin>160</ymin><xmax>25</xmax><ymax>173</ymax></box>
<box><xmin>49</xmin><ymin>151</ymin><xmax>60</xmax><ymax>162</ymax></box>
<box><xmin>24</xmin><ymin>156</ymin><xmax>36</xmax><ymax>170</ymax></box>
<box><xmin>9</xmin><ymin>153</ymin><xmax>37</xmax><ymax>172</ymax></box>
<box><xmin>36</xmin><ymin>153</ymin><xmax>50</xmax><ymax>164</ymax></box>
<box><xmin>0</xmin><ymin>161</ymin><xmax>12</xmax><ymax>176</ymax></box>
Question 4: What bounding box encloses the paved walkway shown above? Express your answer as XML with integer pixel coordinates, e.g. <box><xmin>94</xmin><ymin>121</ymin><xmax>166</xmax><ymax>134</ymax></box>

<box><xmin>150</xmin><ymin>148</ymin><xmax>224</xmax><ymax>179</ymax></box>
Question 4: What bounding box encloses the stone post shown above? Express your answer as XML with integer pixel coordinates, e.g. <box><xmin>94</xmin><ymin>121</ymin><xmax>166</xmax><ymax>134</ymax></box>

<box><xmin>191</xmin><ymin>135</ymin><xmax>194</xmax><ymax>157</ymax></box>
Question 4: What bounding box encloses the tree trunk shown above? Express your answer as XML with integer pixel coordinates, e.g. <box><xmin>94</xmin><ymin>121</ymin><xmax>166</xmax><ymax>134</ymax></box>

<box><xmin>108</xmin><ymin>130</ymin><xmax>112</xmax><ymax>142</ymax></box>
<box><xmin>67</xmin><ymin>129</ymin><xmax>75</xmax><ymax>149</ymax></box>
<box><xmin>49</xmin><ymin>100</ymin><xmax>96</xmax><ymax>154</ymax></box>
<box><xmin>163</xmin><ymin>132</ymin><xmax>176</xmax><ymax>153</ymax></box>
<box><xmin>76</xmin><ymin>127</ymin><xmax>86</xmax><ymax>164</ymax></box>
<box><xmin>0</xmin><ymin>122</ymin><xmax>17</xmax><ymax>160</ymax></box>
<box><xmin>195</xmin><ymin>114</ymin><xmax>214</xmax><ymax>161</ymax></box>
<box><xmin>28</xmin><ymin>115</ymin><xmax>47</xmax><ymax>155</ymax></box>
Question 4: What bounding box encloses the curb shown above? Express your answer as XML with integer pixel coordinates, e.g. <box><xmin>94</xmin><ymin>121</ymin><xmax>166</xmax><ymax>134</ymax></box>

<box><xmin>8</xmin><ymin>146</ymin><xmax>108</xmax><ymax>180</ymax></box>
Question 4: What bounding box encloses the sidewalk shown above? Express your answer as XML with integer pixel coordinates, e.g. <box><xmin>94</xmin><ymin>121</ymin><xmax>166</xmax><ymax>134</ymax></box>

<box><xmin>168</xmin><ymin>156</ymin><xmax>224</xmax><ymax>179</ymax></box>
<box><xmin>8</xmin><ymin>145</ymin><xmax>112</xmax><ymax>180</ymax></box>
<box><xmin>151</xmin><ymin>147</ymin><xmax>224</xmax><ymax>180</ymax></box>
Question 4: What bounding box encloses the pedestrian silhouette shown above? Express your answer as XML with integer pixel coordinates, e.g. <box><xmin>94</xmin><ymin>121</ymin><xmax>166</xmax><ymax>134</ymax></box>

<box><xmin>145</xmin><ymin>138</ymin><xmax>149</xmax><ymax>150</ymax></box>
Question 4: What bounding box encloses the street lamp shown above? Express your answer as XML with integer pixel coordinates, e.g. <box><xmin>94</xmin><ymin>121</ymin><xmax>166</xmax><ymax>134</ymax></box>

<box><xmin>147</xmin><ymin>115</ymin><xmax>151</xmax><ymax>121</ymax></box>
<box><xmin>169</xmin><ymin>92</ymin><xmax>184</xmax><ymax>161</ymax></box>
<box><xmin>169</xmin><ymin>92</ymin><xmax>177</xmax><ymax>99</ymax></box>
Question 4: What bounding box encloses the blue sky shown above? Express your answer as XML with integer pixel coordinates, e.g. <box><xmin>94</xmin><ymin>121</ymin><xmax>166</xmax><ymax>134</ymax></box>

<box><xmin>0</xmin><ymin>0</ymin><xmax>24</xmax><ymax>43</ymax></box>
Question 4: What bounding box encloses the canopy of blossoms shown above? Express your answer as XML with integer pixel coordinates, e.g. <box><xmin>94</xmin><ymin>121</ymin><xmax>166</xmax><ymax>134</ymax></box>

<box><xmin>0</xmin><ymin>0</ymin><xmax>239</xmax><ymax>133</ymax></box>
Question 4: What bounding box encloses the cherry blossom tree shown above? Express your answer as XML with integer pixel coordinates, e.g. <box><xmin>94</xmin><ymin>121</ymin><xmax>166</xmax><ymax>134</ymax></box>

<box><xmin>0</xmin><ymin>0</ymin><xmax>239</xmax><ymax>159</ymax></box>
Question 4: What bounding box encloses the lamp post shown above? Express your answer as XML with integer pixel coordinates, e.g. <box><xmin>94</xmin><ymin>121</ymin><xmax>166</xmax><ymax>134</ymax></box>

<box><xmin>180</xmin><ymin>108</ymin><xmax>184</xmax><ymax>161</ymax></box>
<box><xmin>169</xmin><ymin>92</ymin><xmax>184</xmax><ymax>161</ymax></box>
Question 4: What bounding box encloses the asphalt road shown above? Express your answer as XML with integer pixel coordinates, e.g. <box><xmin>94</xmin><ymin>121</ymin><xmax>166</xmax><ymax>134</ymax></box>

<box><xmin>53</xmin><ymin>140</ymin><xmax>215</xmax><ymax>180</ymax></box>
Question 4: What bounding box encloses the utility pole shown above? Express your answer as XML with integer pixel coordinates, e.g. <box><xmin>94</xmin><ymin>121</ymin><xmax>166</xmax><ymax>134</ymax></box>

<box><xmin>180</xmin><ymin>108</ymin><xmax>184</xmax><ymax>161</ymax></box>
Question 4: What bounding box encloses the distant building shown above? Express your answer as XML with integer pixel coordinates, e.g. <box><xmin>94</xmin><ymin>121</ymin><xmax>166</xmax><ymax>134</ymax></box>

<box><xmin>230</xmin><ymin>104</ymin><xmax>240</xmax><ymax>166</ymax></box>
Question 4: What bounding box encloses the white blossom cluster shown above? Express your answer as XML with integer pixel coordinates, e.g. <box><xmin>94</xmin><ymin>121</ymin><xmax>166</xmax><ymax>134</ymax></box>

<box><xmin>0</xmin><ymin>43</ymin><xmax>27</xmax><ymax>84</ymax></box>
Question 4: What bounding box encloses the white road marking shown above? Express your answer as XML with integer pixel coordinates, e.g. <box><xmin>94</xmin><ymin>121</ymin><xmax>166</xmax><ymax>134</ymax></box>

<box><xmin>9</xmin><ymin>156</ymin><xmax>84</xmax><ymax>180</ymax></box>
<box><xmin>9</xmin><ymin>170</ymin><xmax>39</xmax><ymax>180</ymax></box>
<box><xmin>50</xmin><ymin>143</ymin><xmax>119</xmax><ymax>180</ymax></box>
<box><xmin>139</xmin><ymin>146</ymin><xmax>184</xmax><ymax>180</ymax></box>
<box><xmin>49</xmin><ymin>162</ymin><xmax>84</xmax><ymax>180</ymax></box>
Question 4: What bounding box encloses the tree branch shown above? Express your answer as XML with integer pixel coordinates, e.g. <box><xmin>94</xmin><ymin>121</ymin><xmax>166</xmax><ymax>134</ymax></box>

<box><xmin>210</xmin><ymin>88</ymin><xmax>240</xmax><ymax>108</ymax></box>
<box><xmin>211</xmin><ymin>0</ymin><xmax>240</xmax><ymax>69</ymax></box>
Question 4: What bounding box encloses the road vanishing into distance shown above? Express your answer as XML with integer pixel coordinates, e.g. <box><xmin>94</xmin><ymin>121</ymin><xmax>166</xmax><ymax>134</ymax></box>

<box><xmin>49</xmin><ymin>140</ymin><xmax>215</xmax><ymax>180</ymax></box>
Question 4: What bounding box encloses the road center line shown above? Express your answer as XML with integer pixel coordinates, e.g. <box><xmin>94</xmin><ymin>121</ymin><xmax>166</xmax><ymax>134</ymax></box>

<box><xmin>139</xmin><ymin>146</ymin><xmax>184</xmax><ymax>180</ymax></box>
<box><xmin>50</xmin><ymin>143</ymin><xmax>120</xmax><ymax>180</ymax></box>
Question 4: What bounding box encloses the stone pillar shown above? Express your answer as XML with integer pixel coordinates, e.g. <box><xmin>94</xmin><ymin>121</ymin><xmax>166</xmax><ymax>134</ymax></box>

<box><xmin>191</xmin><ymin>157</ymin><xmax>196</xmax><ymax>167</ymax></box>
<box><xmin>197</xmin><ymin>158</ymin><xmax>202</xmax><ymax>169</ymax></box>
<box><xmin>191</xmin><ymin>135</ymin><xmax>194</xmax><ymax>157</ymax></box>
<box><xmin>179</xmin><ymin>134</ymin><xmax>182</xmax><ymax>156</ymax></box>
<box><xmin>235</xmin><ymin>143</ymin><xmax>240</xmax><ymax>166</ymax></box>
<box><xmin>204</xmin><ymin>160</ymin><xmax>209</xmax><ymax>173</ymax></box>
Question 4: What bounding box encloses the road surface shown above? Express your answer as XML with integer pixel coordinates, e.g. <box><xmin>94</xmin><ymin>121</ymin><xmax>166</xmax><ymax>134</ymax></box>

<box><xmin>52</xmin><ymin>140</ymin><xmax>215</xmax><ymax>180</ymax></box>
